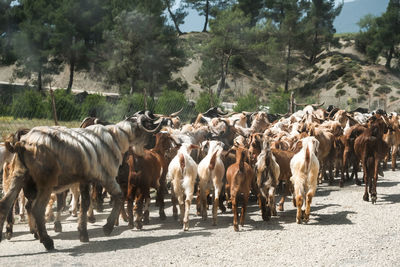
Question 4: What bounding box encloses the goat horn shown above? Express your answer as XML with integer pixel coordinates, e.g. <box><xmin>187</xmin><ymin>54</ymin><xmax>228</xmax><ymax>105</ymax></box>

<box><xmin>169</xmin><ymin>107</ymin><xmax>183</xmax><ymax>117</ymax></box>
<box><xmin>138</xmin><ymin>115</ymin><xmax>163</xmax><ymax>133</ymax></box>
<box><xmin>311</xmin><ymin>102</ymin><xmax>325</xmax><ymax>108</ymax></box>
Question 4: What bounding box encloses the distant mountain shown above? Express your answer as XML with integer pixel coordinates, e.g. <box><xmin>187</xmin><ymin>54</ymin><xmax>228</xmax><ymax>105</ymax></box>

<box><xmin>334</xmin><ymin>0</ymin><xmax>389</xmax><ymax>33</ymax></box>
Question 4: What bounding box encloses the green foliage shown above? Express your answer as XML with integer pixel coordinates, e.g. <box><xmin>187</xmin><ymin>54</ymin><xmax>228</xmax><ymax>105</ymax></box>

<box><xmin>375</xmin><ymin>85</ymin><xmax>392</xmax><ymax>95</ymax></box>
<box><xmin>80</xmin><ymin>94</ymin><xmax>114</xmax><ymax>120</ymax></box>
<box><xmin>335</xmin><ymin>89</ymin><xmax>346</xmax><ymax>98</ymax></box>
<box><xmin>113</xmin><ymin>93</ymin><xmax>155</xmax><ymax>120</ymax></box>
<box><xmin>357</xmin><ymin>95</ymin><xmax>367</xmax><ymax>102</ymax></box>
<box><xmin>390</xmin><ymin>96</ymin><xmax>399</xmax><ymax>102</ymax></box>
<box><xmin>336</xmin><ymin>83</ymin><xmax>345</xmax><ymax>90</ymax></box>
<box><xmin>155</xmin><ymin>90</ymin><xmax>187</xmax><ymax>115</ymax></box>
<box><xmin>268</xmin><ymin>89</ymin><xmax>290</xmax><ymax>114</ymax></box>
<box><xmin>368</xmin><ymin>70</ymin><xmax>376</xmax><ymax>77</ymax></box>
<box><xmin>102</xmin><ymin>10</ymin><xmax>186</xmax><ymax>96</ymax></box>
<box><xmin>11</xmin><ymin>90</ymin><xmax>47</xmax><ymax>119</ymax></box>
<box><xmin>195</xmin><ymin>92</ymin><xmax>221</xmax><ymax>113</ymax></box>
<box><xmin>48</xmin><ymin>89</ymin><xmax>80</xmax><ymax>121</ymax></box>
<box><xmin>355</xmin><ymin>2</ymin><xmax>400</xmax><ymax>68</ymax></box>
<box><xmin>233</xmin><ymin>93</ymin><xmax>259</xmax><ymax>112</ymax></box>
<box><xmin>330</xmin><ymin>55</ymin><xmax>344</xmax><ymax>65</ymax></box>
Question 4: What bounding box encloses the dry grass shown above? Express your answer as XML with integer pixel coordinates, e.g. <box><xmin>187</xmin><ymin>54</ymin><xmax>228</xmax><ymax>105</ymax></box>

<box><xmin>0</xmin><ymin>117</ymin><xmax>80</xmax><ymax>142</ymax></box>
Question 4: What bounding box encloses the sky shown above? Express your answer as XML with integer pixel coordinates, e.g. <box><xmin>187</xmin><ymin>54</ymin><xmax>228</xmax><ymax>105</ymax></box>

<box><xmin>174</xmin><ymin>0</ymin><xmax>357</xmax><ymax>32</ymax></box>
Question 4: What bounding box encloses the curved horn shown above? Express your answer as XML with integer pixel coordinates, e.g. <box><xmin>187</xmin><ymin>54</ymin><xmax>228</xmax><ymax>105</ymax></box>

<box><xmin>138</xmin><ymin>115</ymin><xmax>164</xmax><ymax>133</ymax></box>
<box><xmin>144</xmin><ymin>110</ymin><xmax>158</xmax><ymax>121</ymax></box>
<box><xmin>169</xmin><ymin>107</ymin><xmax>183</xmax><ymax>117</ymax></box>
<box><xmin>311</xmin><ymin>102</ymin><xmax>325</xmax><ymax>108</ymax></box>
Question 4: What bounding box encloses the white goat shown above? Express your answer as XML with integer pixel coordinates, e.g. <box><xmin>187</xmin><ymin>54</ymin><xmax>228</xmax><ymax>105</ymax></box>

<box><xmin>167</xmin><ymin>143</ymin><xmax>198</xmax><ymax>231</ymax></box>
<box><xmin>197</xmin><ymin>140</ymin><xmax>225</xmax><ymax>225</ymax></box>
<box><xmin>290</xmin><ymin>136</ymin><xmax>320</xmax><ymax>224</ymax></box>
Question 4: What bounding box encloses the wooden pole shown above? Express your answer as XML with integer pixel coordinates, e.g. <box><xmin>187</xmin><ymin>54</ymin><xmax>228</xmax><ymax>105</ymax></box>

<box><xmin>143</xmin><ymin>88</ymin><xmax>148</xmax><ymax>110</ymax></box>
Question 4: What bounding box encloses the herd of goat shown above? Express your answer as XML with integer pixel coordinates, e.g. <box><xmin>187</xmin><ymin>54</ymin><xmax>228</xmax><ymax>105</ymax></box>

<box><xmin>0</xmin><ymin>104</ymin><xmax>397</xmax><ymax>250</ymax></box>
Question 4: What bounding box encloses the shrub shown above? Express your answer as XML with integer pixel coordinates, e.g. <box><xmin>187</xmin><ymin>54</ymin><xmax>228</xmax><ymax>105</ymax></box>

<box><xmin>335</xmin><ymin>89</ymin><xmax>346</xmax><ymax>98</ymax></box>
<box><xmin>268</xmin><ymin>89</ymin><xmax>290</xmax><ymax>114</ymax></box>
<box><xmin>80</xmin><ymin>94</ymin><xmax>117</xmax><ymax>121</ymax></box>
<box><xmin>195</xmin><ymin>92</ymin><xmax>221</xmax><ymax>113</ymax></box>
<box><xmin>336</xmin><ymin>83</ymin><xmax>345</xmax><ymax>90</ymax></box>
<box><xmin>368</xmin><ymin>70</ymin><xmax>376</xmax><ymax>77</ymax></box>
<box><xmin>375</xmin><ymin>85</ymin><xmax>392</xmax><ymax>95</ymax></box>
<box><xmin>357</xmin><ymin>95</ymin><xmax>367</xmax><ymax>102</ymax></box>
<box><xmin>390</xmin><ymin>96</ymin><xmax>399</xmax><ymax>102</ymax></box>
<box><xmin>11</xmin><ymin>90</ymin><xmax>47</xmax><ymax>119</ymax></box>
<box><xmin>112</xmin><ymin>93</ymin><xmax>155</xmax><ymax>121</ymax></box>
<box><xmin>233</xmin><ymin>93</ymin><xmax>259</xmax><ymax>112</ymax></box>
<box><xmin>47</xmin><ymin>89</ymin><xmax>80</xmax><ymax>121</ymax></box>
<box><xmin>330</xmin><ymin>55</ymin><xmax>344</xmax><ymax>65</ymax></box>
<box><xmin>155</xmin><ymin>90</ymin><xmax>187</xmax><ymax>115</ymax></box>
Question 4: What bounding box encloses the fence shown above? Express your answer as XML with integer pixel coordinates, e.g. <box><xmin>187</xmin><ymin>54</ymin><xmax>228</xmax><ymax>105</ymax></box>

<box><xmin>0</xmin><ymin>87</ymin><xmax>198</xmax><ymax>142</ymax></box>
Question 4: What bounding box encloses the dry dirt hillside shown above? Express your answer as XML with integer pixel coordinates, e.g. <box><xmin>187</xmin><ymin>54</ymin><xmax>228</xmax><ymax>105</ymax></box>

<box><xmin>1</xmin><ymin>33</ymin><xmax>399</xmax><ymax>111</ymax></box>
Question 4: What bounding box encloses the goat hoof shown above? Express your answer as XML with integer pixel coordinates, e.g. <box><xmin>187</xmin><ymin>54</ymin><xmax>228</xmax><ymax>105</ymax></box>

<box><xmin>363</xmin><ymin>194</ymin><xmax>369</xmax><ymax>202</ymax></box>
<box><xmin>88</xmin><ymin>216</ymin><xmax>96</xmax><ymax>224</ymax></box>
<box><xmin>5</xmin><ymin>231</ymin><xmax>12</xmax><ymax>240</ymax></box>
<box><xmin>173</xmin><ymin>213</ymin><xmax>178</xmax><ymax>221</ymax></box>
<box><xmin>339</xmin><ymin>180</ymin><xmax>344</xmax><ymax>188</ymax></box>
<box><xmin>136</xmin><ymin>222</ymin><xmax>143</xmax><ymax>230</ymax></box>
<box><xmin>183</xmin><ymin>222</ymin><xmax>189</xmax><ymax>231</ymax></box>
<box><xmin>371</xmin><ymin>195</ymin><xmax>377</xmax><ymax>204</ymax></box>
<box><xmin>43</xmin><ymin>237</ymin><xmax>55</xmax><ymax>251</ymax></box>
<box><xmin>233</xmin><ymin>224</ymin><xmax>239</xmax><ymax>232</ymax></box>
<box><xmin>103</xmin><ymin>224</ymin><xmax>114</xmax><ymax>236</ymax></box>
<box><xmin>79</xmin><ymin>232</ymin><xmax>89</xmax><ymax>243</ymax></box>
<box><xmin>262</xmin><ymin>213</ymin><xmax>269</xmax><ymax>221</ymax></box>
<box><xmin>128</xmin><ymin>223</ymin><xmax>134</xmax><ymax>229</ymax></box>
<box><xmin>355</xmin><ymin>180</ymin><xmax>362</xmax><ymax>186</ymax></box>
<box><xmin>54</xmin><ymin>221</ymin><xmax>62</xmax><ymax>233</ymax></box>
<box><xmin>33</xmin><ymin>232</ymin><xmax>39</xmax><ymax>240</ymax></box>
<box><xmin>272</xmin><ymin>209</ymin><xmax>277</xmax><ymax>216</ymax></box>
<box><xmin>143</xmin><ymin>217</ymin><xmax>149</xmax><ymax>225</ymax></box>
<box><xmin>159</xmin><ymin>211</ymin><xmax>167</xmax><ymax>220</ymax></box>
<box><xmin>278</xmin><ymin>203</ymin><xmax>284</xmax><ymax>211</ymax></box>
<box><xmin>296</xmin><ymin>218</ymin><xmax>302</xmax><ymax>224</ymax></box>
<box><xmin>219</xmin><ymin>205</ymin><xmax>226</xmax><ymax>213</ymax></box>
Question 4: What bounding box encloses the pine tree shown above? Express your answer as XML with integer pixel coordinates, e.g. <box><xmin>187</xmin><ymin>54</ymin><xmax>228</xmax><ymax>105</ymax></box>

<box><xmin>164</xmin><ymin>0</ymin><xmax>188</xmax><ymax>35</ymax></box>
<box><xmin>13</xmin><ymin>0</ymin><xmax>62</xmax><ymax>92</ymax></box>
<box><xmin>300</xmin><ymin>0</ymin><xmax>342</xmax><ymax>64</ymax></box>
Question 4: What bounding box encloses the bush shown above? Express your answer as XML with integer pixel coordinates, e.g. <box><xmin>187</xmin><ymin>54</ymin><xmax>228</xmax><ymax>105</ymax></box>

<box><xmin>233</xmin><ymin>93</ymin><xmax>259</xmax><ymax>112</ymax></box>
<box><xmin>80</xmin><ymin>94</ymin><xmax>117</xmax><ymax>121</ymax></box>
<box><xmin>330</xmin><ymin>55</ymin><xmax>344</xmax><ymax>65</ymax></box>
<box><xmin>335</xmin><ymin>89</ymin><xmax>346</xmax><ymax>98</ymax></box>
<box><xmin>155</xmin><ymin>90</ymin><xmax>187</xmax><ymax>115</ymax></box>
<box><xmin>268</xmin><ymin>89</ymin><xmax>290</xmax><ymax>114</ymax></box>
<box><xmin>112</xmin><ymin>93</ymin><xmax>155</xmax><ymax>121</ymax></box>
<box><xmin>195</xmin><ymin>92</ymin><xmax>221</xmax><ymax>113</ymax></box>
<box><xmin>357</xmin><ymin>95</ymin><xmax>367</xmax><ymax>102</ymax></box>
<box><xmin>375</xmin><ymin>85</ymin><xmax>392</xmax><ymax>95</ymax></box>
<box><xmin>368</xmin><ymin>70</ymin><xmax>376</xmax><ymax>78</ymax></box>
<box><xmin>336</xmin><ymin>83</ymin><xmax>345</xmax><ymax>90</ymax></box>
<box><xmin>47</xmin><ymin>89</ymin><xmax>80</xmax><ymax>121</ymax></box>
<box><xmin>11</xmin><ymin>90</ymin><xmax>47</xmax><ymax>119</ymax></box>
<box><xmin>390</xmin><ymin>96</ymin><xmax>399</xmax><ymax>102</ymax></box>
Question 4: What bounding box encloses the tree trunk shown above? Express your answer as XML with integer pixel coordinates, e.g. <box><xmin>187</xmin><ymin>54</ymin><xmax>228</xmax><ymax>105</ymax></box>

<box><xmin>385</xmin><ymin>45</ymin><xmax>394</xmax><ymax>69</ymax></box>
<box><xmin>67</xmin><ymin>57</ymin><xmax>75</xmax><ymax>93</ymax></box>
<box><xmin>202</xmin><ymin>0</ymin><xmax>209</xmax><ymax>32</ymax></box>
<box><xmin>310</xmin><ymin>30</ymin><xmax>318</xmax><ymax>64</ymax></box>
<box><xmin>38</xmin><ymin>70</ymin><xmax>42</xmax><ymax>92</ymax></box>
<box><xmin>166</xmin><ymin>1</ymin><xmax>183</xmax><ymax>35</ymax></box>
<box><xmin>284</xmin><ymin>42</ymin><xmax>291</xmax><ymax>93</ymax></box>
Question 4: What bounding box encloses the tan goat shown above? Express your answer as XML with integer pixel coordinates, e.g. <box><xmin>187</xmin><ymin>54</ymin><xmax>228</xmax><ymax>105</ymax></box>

<box><xmin>290</xmin><ymin>137</ymin><xmax>320</xmax><ymax>224</ymax></box>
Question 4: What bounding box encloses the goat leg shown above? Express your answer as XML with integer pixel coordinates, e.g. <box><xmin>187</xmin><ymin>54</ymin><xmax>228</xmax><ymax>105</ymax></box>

<box><xmin>78</xmin><ymin>183</ymin><xmax>90</xmax><ymax>242</ymax></box>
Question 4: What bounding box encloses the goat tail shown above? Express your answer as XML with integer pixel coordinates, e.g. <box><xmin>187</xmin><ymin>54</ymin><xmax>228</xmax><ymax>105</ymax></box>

<box><xmin>301</xmin><ymin>146</ymin><xmax>311</xmax><ymax>174</ymax></box>
<box><xmin>179</xmin><ymin>154</ymin><xmax>185</xmax><ymax>174</ymax></box>
<box><xmin>209</xmin><ymin>151</ymin><xmax>218</xmax><ymax>170</ymax></box>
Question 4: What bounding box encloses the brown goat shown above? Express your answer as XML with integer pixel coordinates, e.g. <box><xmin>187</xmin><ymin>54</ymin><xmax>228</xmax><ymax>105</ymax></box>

<box><xmin>354</xmin><ymin>115</ymin><xmax>389</xmax><ymax>204</ymax></box>
<box><xmin>225</xmin><ymin>147</ymin><xmax>254</xmax><ymax>231</ymax></box>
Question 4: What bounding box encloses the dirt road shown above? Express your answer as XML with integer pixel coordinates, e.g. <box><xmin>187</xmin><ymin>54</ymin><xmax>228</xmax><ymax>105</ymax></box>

<box><xmin>0</xmin><ymin>170</ymin><xmax>399</xmax><ymax>266</ymax></box>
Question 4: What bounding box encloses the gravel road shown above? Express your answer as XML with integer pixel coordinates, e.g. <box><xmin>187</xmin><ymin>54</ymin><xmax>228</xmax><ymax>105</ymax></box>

<box><xmin>0</xmin><ymin>169</ymin><xmax>399</xmax><ymax>266</ymax></box>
